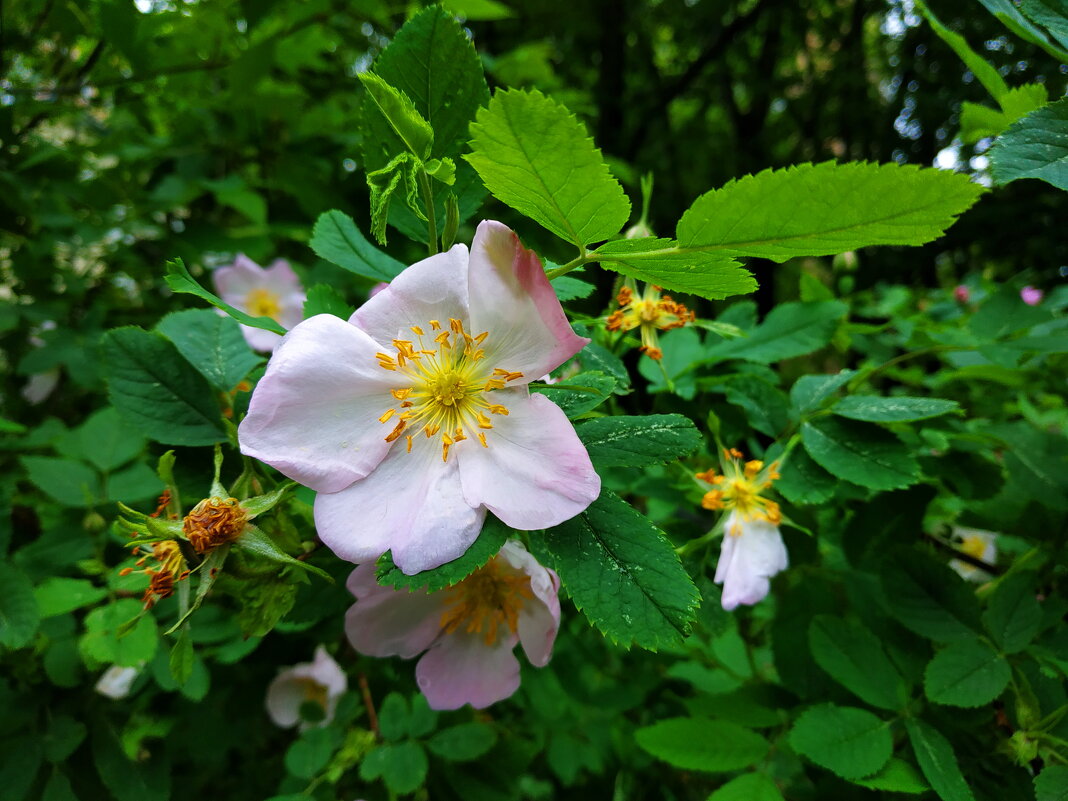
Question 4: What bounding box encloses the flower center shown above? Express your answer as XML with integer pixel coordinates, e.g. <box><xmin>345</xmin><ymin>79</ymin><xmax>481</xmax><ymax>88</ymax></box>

<box><xmin>439</xmin><ymin>559</ymin><xmax>535</xmax><ymax>645</ymax></box>
<box><xmin>698</xmin><ymin>449</ymin><xmax>782</xmax><ymax>531</ymax></box>
<box><xmin>246</xmin><ymin>287</ymin><xmax>282</xmax><ymax>319</ymax></box>
<box><xmin>375</xmin><ymin>319</ymin><xmax>523</xmax><ymax>461</ymax></box>
<box><xmin>960</xmin><ymin>535</ymin><xmax>988</xmax><ymax>560</ymax></box>
<box><xmin>605</xmin><ymin>283</ymin><xmax>695</xmax><ymax>361</ymax></box>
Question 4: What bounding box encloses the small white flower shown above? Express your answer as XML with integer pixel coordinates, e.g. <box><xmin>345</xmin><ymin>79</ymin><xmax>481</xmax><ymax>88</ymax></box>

<box><xmin>212</xmin><ymin>255</ymin><xmax>305</xmax><ymax>352</ymax></box>
<box><xmin>95</xmin><ymin>665</ymin><xmax>141</xmax><ymax>699</ymax></box>
<box><xmin>265</xmin><ymin>646</ymin><xmax>347</xmax><ymax>729</ymax></box>
<box><xmin>949</xmin><ymin>526</ymin><xmax>997</xmax><ymax>582</ymax></box>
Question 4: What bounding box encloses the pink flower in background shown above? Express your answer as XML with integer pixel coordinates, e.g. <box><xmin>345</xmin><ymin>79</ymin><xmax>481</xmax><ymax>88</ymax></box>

<box><xmin>345</xmin><ymin>540</ymin><xmax>560</xmax><ymax>710</ymax></box>
<box><xmin>239</xmin><ymin>221</ymin><xmax>600</xmax><ymax>575</ymax></box>
<box><xmin>953</xmin><ymin>285</ymin><xmax>970</xmax><ymax>303</ymax></box>
<box><xmin>1020</xmin><ymin>286</ymin><xmax>1043</xmax><ymax>306</ymax></box>
<box><xmin>265</xmin><ymin>646</ymin><xmax>348</xmax><ymax>729</ymax></box>
<box><xmin>369</xmin><ymin>281</ymin><xmax>389</xmax><ymax>298</ymax></box>
<box><xmin>213</xmin><ymin>255</ymin><xmax>306</xmax><ymax>352</ymax></box>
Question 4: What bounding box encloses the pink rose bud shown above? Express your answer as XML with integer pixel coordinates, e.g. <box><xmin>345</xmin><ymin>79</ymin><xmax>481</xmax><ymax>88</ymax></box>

<box><xmin>1020</xmin><ymin>286</ymin><xmax>1043</xmax><ymax>306</ymax></box>
<box><xmin>953</xmin><ymin>285</ymin><xmax>970</xmax><ymax>303</ymax></box>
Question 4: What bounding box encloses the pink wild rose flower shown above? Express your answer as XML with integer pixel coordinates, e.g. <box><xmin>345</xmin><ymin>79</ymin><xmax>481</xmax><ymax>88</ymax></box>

<box><xmin>238</xmin><ymin>220</ymin><xmax>600</xmax><ymax>574</ymax></box>
<box><xmin>265</xmin><ymin>646</ymin><xmax>348</xmax><ymax>729</ymax></box>
<box><xmin>345</xmin><ymin>540</ymin><xmax>561</xmax><ymax>710</ymax></box>
<box><xmin>1020</xmin><ymin>286</ymin><xmax>1043</xmax><ymax>306</ymax></box>
<box><xmin>213</xmin><ymin>254</ymin><xmax>306</xmax><ymax>352</ymax></box>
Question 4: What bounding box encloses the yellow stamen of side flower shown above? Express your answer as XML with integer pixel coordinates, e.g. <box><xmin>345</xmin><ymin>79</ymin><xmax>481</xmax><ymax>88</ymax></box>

<box><xmin>605</xmin><ymin>280</ymin><xmax>696</xmax><ymax>360</ymax></box>
<box><xmin>696</xmin><ymin>448</ymin><xmax>782</xmax><ymax>527</ymax></box>
<box><xmin>439</xmin><ymin>558</ymin><xmax>535</xmax><ymax>645</ymax></box>
<box><xmin>245</xmin><ymin>287</ymin><xmax>283</xmax><ymax>319</ymax></box>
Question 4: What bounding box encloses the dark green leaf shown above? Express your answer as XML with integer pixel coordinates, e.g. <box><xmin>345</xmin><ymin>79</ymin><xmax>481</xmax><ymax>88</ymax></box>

<box><xmin>880</xmin><ymin>550</ymin><xmax>982</xmax><ymax>642</ymax></box>
<box><xmin>923</xmin><ymin>638</ymin><xmax>1010</xmax><ymax>707</ymax></box>
<box><xmin>704</xmin><ymin>301</ymin><xmax>847</xmax><ymax>364</ymax></box>
<box><xmin>591</xmin><ymin>237</ymin><xmax>755</xmax><ymax>301</ymax></box>
<box><xmin>532</xmin><ymin>371</ymin><xmax>617</xmax><ymax>418</ymax></box>
<box><xmin>302</xmin><ymin>284</ymin><xmax>352</xmax><ymax>320</ymax></box>
<box><xmin>426</xmin><ymin>723</ymin><xmax>498</xmax><ymax>761</ymax></box>
<box><xmin>575</xmin><ymin>414</ymin><xmax>702</xmax><ymax>468</ymax></box>
<box><xmin>376</xmin><ymin>514</ymin><xmax>510</xmax><ymax>592</ymax></box>
<box><xmin>19</xmin><ymin>456</ymin><xmax>100</xmax><ymax>507</ymax></box>
<box><xmin>808</xmin><ymin>615</ymin><xmax>907</xmax><ymax>710</ymax></box>
<box><xmin>790</xmin><ymin>370</ymin><xmax>856</xmax><ymax>416</ymax></box>
<box><xmin>905</xmin><ymin>719</ymin><xmax>975</xmax><ymax>801</ymax></box>
<box><xmin>990</xmin><ymin>97</ymin><xmax>1068</xmax><ymax>191</ymax></box>
<box><xmin>706</xmin><ymin>773</ymin><xmax>784</xmax><ymax>801</ymax></box>
<box><xmin>157</xmin><ymin>309</ymin><xmax>263</xmax><ymax>391</ymax></box>
<box><xmin>164</xmin><ymin>259</ymin><xmax>286</xmax><ymax>335</ymax></box>
<box><xmin>34</xmin><ymin>577</ymin><xmax>107</xmax><ymax>618</ymax></box>
<box><xmin>308</xmin><ymin>210</ymin><xmax>406</xmax><ymax>282</ymax></box>
<box><xmin>0</xmin><ymin>563</ymin><xmax>40</xmax><ymax>649</ymax></box>
<box><xmin>834</xmin><ymin>396</ymin><xmax>960</xmax><ymax>423</ymax></box>
<box><xmin>802</xmin><ymin>418</ymin><xmax>919</xmax><ymax>491</ymax></box>
<box><xmin>635</xmin><ymin>718</ymin><xmax>768</xmax><ymax>772</ymax></box>
<box><xmin>358</xmin><ymin>71</ymin><xmax>434</xmax><ymax>159</ymax></box>
<box><xmin>789</xmin><ymin>704</ymin><xmax>892</xmax><ymax>780</ymax></box>
<box><xmin>982</xmin><ymin>572</ymin><xmax>1042</xmax><ymax>653</ymax></box>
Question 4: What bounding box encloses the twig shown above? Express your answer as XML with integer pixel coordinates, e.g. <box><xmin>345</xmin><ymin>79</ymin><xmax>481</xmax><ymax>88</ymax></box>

<box><xmin>358</xmin><ymin>673</ymin><xmax>380</xmax><ymax>738</ymax></box>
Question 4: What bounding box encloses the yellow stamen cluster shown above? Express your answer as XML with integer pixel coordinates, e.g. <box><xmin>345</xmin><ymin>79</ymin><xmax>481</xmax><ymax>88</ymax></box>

<box><xmin>182</xmin><ymin>497</ymin><xmax>248</xmax><ymax>553</ymax></box>
<box><xmin>375</xmin><ymin>319</ymin><xmax>522</xmax><ymax>462</ymax></box>
<box><xmin>959</xmin><ymin>535</ymin><xmax>989</xmax><ymax>560</ymax></box>
<box><xmin>122</xmin><ymin>540</ymin><xmax>190</xmax><ymax>609</ymax></box>
<box><xmin>697</xmin><ymin>448</ymin><xmax>782</xmax><ymax>533</ymax></box>
<box><xmin>605</xmin><ymin>281</ymin><xmax>696</xmax><ymax>360</ymax></box>
<box><xmin>245</xmin><ymin>287</ymin><xmax>283</xmax><ymax>319</ymax></box>
<box><xmin>439</xmin><ymin>558</ymin><xmax>535</xmax><ymax>645</ymax></box>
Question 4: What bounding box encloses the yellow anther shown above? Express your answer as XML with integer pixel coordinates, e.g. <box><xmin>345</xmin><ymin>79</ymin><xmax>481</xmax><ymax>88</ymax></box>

<box><xmin>406</xmin><ymin>435</ymin><xmax>413</xmax><ymax>453</ymax></box>
<box><xmin>484</xmin><ymin>378</ymin><xmax>506</xmax><ymax>391</ymax></box>
<box><xmin>450</xmin><ymin>318</ymin><xmax>464</xmax><ymax>333</ymax></box>
<box><xmin>434</xmin><ymin>331</ymin><xmax>451</xmax><ymax>347</ymax></box>
<box><xmin>744</xmin><ymin>460</ymin><xmax>764</xmax><ymax>479</ymax></box>
<box><xmin>384</xmin><ymin>419</ymin><xmax>407</xmax><ymax>442</ymax></box>
<box><xmin>474</xmin><ymin>331</ymin><xmax>489</xmax><ymax>345</ymax></box>
<box><xmin>475</xmin><ymin>411</ymin><xmax>494</xmax><ymax>429</ymax></box>
<box><xmin>488</xmin><ymin>404</ymin><xmax>509</xmax><ymax>415</ymax></box>
<box><xmin>379</xmin><ymin>408</ymin><xmax>396</xmax><ymax>423</ymax></box>
<box><xmin>429</xmin><ymin>320</ymin><xmax>441</xmax><ymax>330</ymax></box>
<box><xmin>478</xmin><ymin>432</ymin><xmax>488</xmax><ymax>447</ymax></box>
<box><xmin>391</xmin><ymin>388</ymin><xmax>412</xmax><ymax>400</ymax></box>
<box><xmin>411</xmin><ymin>325</ymin><xmax>425</xmax><ymax>336</ymax></box>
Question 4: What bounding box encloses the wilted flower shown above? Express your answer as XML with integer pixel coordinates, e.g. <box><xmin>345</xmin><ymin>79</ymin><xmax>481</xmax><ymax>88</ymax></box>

<box><xmin>265</xmin><ymin>646</ymin><xmax>348</xmax><ymax>729</ymax></box>
<box><xmin>345</xmin><ymin>540</ymin><xmax>560</xmax><ymax>710</ymax></box>
<box><xmin>1020</xmin><ymin>286</ymin><xmax>1043</xmax><ymax>306</ymax></box>
<box><xmin>183</xmin><ymin>497</ymin><xmax>248</xmax><ymax>553</ymax></box>
<box><xmin>240</xmin><ymin>221</ymin><xmax>600</xmax><ymax>575</ymax></box>
<box><xmin>949</xmin><ymin>526</ymin><xmax>997</xmax><ymax>581</ymax></box>
<box><xmin>120</xmin><ymin>539</ymin><xmax>189</xmax><ymax>608</ymax></box>
<box><xmin>605</xmin><ymin>279</ymin><xmax>695</xmax><ymax>360</ymax></box>
<box><xmin>213</xmin><ymin>255</ymin><xmax>305</xmax><ymax>351</ymax></box>
<box><xmin>698</xmin><ymin>449</ymin><xmax>788</xmax><ymax>611</ymax></box>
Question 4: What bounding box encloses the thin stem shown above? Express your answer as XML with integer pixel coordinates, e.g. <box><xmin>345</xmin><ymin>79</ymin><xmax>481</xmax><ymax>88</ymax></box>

<box><xmin>544</xmin><ymin>251</ymin><xmax>590</xmax><ymax>280</ymax></box>
<box><xmin>417</xmin><ymin>168</ymin><xmax>438</xmax><ymax>257</ymax></box>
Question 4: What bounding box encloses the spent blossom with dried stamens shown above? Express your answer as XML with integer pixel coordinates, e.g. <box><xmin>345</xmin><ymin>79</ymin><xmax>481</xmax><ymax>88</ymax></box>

<box><xmin>213</xmin><ymin>254</ymin><xmax>305</xmax><ymax>351</ymax></box>
<box><xmin>697</xmin><ymin>448</ymin><xmax>788</xmax><ymax>611</ymax></box>
<box><xmin>605</xmin><ymin>279</ymin><xmax>695</xmax><ymax>360</ymax></box>
<box><xmin>183</xmin><ymin>497</ymin><xmax>248</xmax><ymax>553</ymax></box>
<box><xmin>344</xmin><ymin>540</ymin><xmax>560</xmax><ymax>710</ymax></box>
<box><xmin>121</xmin><ymin>539</ymin><xmax>189</xmax><ymax>608</ymax></box>
<box><xmin>239</xmin><ymin>221</ymin><xmax>600</xmax><ymax>575</ymax></box>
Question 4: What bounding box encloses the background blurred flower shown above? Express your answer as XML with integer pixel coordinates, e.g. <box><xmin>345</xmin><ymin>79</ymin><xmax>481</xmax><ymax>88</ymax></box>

<box><xmin>1020</xmin><ymin>286</ymin><xmax>1044</xmax><ymax>306</ymax></box>
<box><xmin>950</xmin><ymin>526</ymin><xmax>997</xmax><ymax>581</ymax></box>
<box><xmin>213</xmin><ymin>255</ymin><xmax>306</xmax><ymax>351</ymax></box>
<box><xmin>265</xmin><ymin>646</ymin><xmax>348</xmax><ymax>729</ymax></box>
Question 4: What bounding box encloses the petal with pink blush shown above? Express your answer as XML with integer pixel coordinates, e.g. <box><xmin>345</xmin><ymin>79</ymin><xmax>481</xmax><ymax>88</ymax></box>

<box><xmin>350</xmin><ymin>245</ymin><xmax>470</xmax><ymax>347</ymax></box>
<box><xmin>467</xmin><ymin>221</ymin><xmax>589</xmax><ymax>379</ymax></box>
<box><xmin>415</xmin><ymin>631</ymin><xmax>521</xmax><ymax>710</ymax></box>
<box><xmin>314</xmin><ymin>443</ymin><xmax>485</xmax><ymax>572</ymax></box>
<box><xmin>213</xmin><ymin>254</ymin><xmax>264</xmax><ymax>300</ymax></box>
<box><xmin>238</xmin><ymin>315</ymin><xmax>401</xmax><ymax>493</ymax></box>
<box><xmin>344</xmin><ymin>565</ymin><xmax>446</xmax><ymax>659</ymax></box>
<box><xmin>458</xmin><ymin>390</ymin><xmax>600</xmax><ymax>530</ymax></box>
<box><xmin>497</xmin><ymin>541</ymin><xmax>561</xmax><ymax>667</ymax></box>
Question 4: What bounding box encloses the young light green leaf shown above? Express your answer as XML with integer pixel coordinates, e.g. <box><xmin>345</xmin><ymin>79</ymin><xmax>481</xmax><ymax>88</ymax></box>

<box><xmin>550</xmin><ymin>274</ymin><xmax>595</xmax><ymax>301</ymax></box>
<box><xmin>981</xmin><ymin>572</ymin><xmax>1042</xmax><ymax>653</ymax></box>
<box><xmin>924</xmin><ymin>638</ymin><xmax>1011</xmax><ymax>707</ymax></box>
<box><xmin>707</xmin><ymin>773</ymin><xmax>784</xmax><ymax>801</ymax></box>
<box><xmin>801</xmin><ymin>418</ymin><xmax>919</xmax><ymax>491</ymax></box>
<box><xmin>543</xmin><ymin>489</ymin><xmax>699</xmax><ymax>651</ymax></box>
<box><xmin>808</xmin><ymin>615</ymin><xmax>907</xmax><ymax>710</ymax></box>
<box><xmin>157</xmin><ymin>309</ymin><xmax>263</xmax><ymax>391</ymax></box>
<box><xmin>676</xmin><ymin>162</ymin><xmax>982</xmax><ymax>261</ymax></box>
<box><xmin>789</xmin><ymin>704</ymin><xmax>893</xmax><ymax>780</ymax></box>
<box><xmin>990</xmin><ymin>97</ymin><xmax>1068</xmax><ymax>191</ymax></box>
<box><xmin>164</xmin><ymin>259</ymin><xmax>285</xmax><ymax>335</ymax></box>
<box><xmin>575</xmin><ymin>414</ymin><xmax>702</xmax><ymax>469</ymax></box>
<box><xmin>358</xmin><ymin>71</ymin><xmax>433</xmax><ymax>159</ymax></box>
<box><xmin>102</xmin><ymin>327</ymin><xmax>227</xmax><ymax>446</ymax></box>
<box><xmin>635</xmin><ymin>718</ymin><xmax>768</xmax><ymax>772</ymax></box>
<box><xmin>80</xmin><ymin>599</ymin><xmax>158</xmax><ymax>667</ymax></box>
<box><xmin>905</xmin><ymin>719</ymin><xmax>976</xmax><ymax>801</ymax></box>
<box><xmin>0</xmin><ymin>563</ymin><xmax>40</xmax><ymax>649</ymax></box>
<box><xmin>833</xmin><ymin>396</ymin><xmax>960</xmax><ymax>423</ymax></box>
<box><xmin>367</xmin><ymin>151</ymin><xmax>424</xmax><ymax>245</ymax></box>
<box><xmin>34</xmin><ymin>577</ymin><xmax>107</xmax><ymax>618</ymax></box>
<box><xmin>308</xmin><ymin>210</ymin><xmax>406</xmax><ymax>282</ymax></box>
<box><xmin>466</xmin><ymin>88</ymin><xmax>630</xmax><ymax>246</ymax></box>
<box><xmin>704</xmin><ymin>301</ymin><xmax>847</xmax><ymax>364</ymax></box>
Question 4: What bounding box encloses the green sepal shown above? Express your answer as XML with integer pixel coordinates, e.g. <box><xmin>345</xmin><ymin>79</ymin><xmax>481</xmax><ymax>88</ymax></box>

<box><xmin>235</xmin><ymin>525</ymin><xmax>333</xmax><ymax>582</ymax></box>
<box><xmin>164</xmin><ymin>545</ymin><xmax>229</xmax><ymax>635</ymax></box>
<box><xmin>367</xmin><ymin>152</ymin><xmax>425</xmax><ymax>245</ymax></box>
<box><xmin>425</xmin><ymin>157</ymin><xmax>456</xmax><ymax>185</ymax></box>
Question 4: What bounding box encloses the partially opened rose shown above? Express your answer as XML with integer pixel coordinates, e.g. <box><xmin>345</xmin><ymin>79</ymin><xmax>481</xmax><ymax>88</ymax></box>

<box><xmin>239</xmin><ymin>221</ymin><xmax>600</xmax><ymax>574</ymax></box>
<box><xmin>213</xmin><ymin>254</ymin><xmax>305</xmax><ymax>352</ymax></box>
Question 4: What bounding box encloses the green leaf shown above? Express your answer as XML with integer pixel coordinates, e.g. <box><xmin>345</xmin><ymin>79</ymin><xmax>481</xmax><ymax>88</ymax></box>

<box><xmin>101</xmin><ymin>327</ymin><xmax>227</xmax><ymax>446</ymax></box>
<box><xmin>833</xmin><ymin>396</ymin><xmax>960</xmax><ymax>423</ymax></box>
<box><xmin>801</xmin><ymin>418</ymin><xmax>919</xmax><ymax>491</ymax></box>
<box><xmin>42</xmin><ymin>715</ymin><xmax>86</xmax><ymax>762</ymax></box>
<box><xmin>378</xmin><ymin>692</ymin><xmax>410</xmax><ymax>742</ymax></box>
<box><xmin>284</xmin><ymin>728</ymin><xmax>339</xmax><ymax>779</ymax></box>
<box><xmin>960</xmin><ymin>85</ymin><xmax>1049</xmax><ymax>144</ymax></box>
<box><xmin>634</xmin><ymin>718</ymin><xmax>768</xmax><ymax>772</ymax></box>
<box><xmin>367</xmin><ymin>151</ymin><xmax>424</xmax><ymax>245</ymax></box>
<box><xmin>164</xmin><ymin>259</ymin><xmax>286</xmax><ymax>335</ymax></box>
<box><xmin>590</xmin><ymin>237</ymin><xmax>755</xmax><ymax>301</ymax></box>
<box><xmin>790</xmin><ymin>370</ymin><xmax>856</xmax><ymax>416</ymax></box>
<box><xmin>979</xmin><ymin>0</ymin><xmax>1068</xmax><ymax>60</ymax></box>
<box><xmin>575</xmin><ymin>414</ymin><xmax>702</xmax><ymax>469</ymax></box>
<box><xmin>676</xmin><ymin>162</ymin><xmax>982</xmax><ymax>261</ymax></box>
<box><xmin>924</xmin><ymin>638</ymin><xmax>1010</xmax><ymax>707</ymax></box>
<box><xmin>169</xmin><ymin>628</ymin><xmax>194</xmax><ymax>686</ymax></box>
<box><xmin>42</xmin><ymin>772</ymin><xmax>78</xmax><ymax>801</ymax></box>
<box><xmin>358</xmin><ymin>71</ymin><xmax>434</xmax><ymax>159</ymax></box>
<box><xmin>549</xmin><ymin>273</ymin><xmax>595</xmax><ymax>301</ymax></box>
<box><xmin>308</xmin><ymin>210</ymin><xmax>406</xmax><ymax>282</ymax></box>
<box><xmin>1019</xmin><ymin>0</ymin><xmax>1068</xmax><ymax>50</ymax></box>
<box><xmin>92</xmin><ymin>722</ymin><xmax>169</xmax><ymax>801</ymax></box>
<box><xmin>789</xmin><ymin>704</ymin><xmax>892</xmax><ymax>780</ymax></box>
<box><xmin>808</xmin><ymin>615</ymin><xmax>907</xmax><ymax>710</ymax></box>
<box><xmin>157</xmin><ymin>309</ymin><xmax>262</xmax><ymax>391</ymax></box>
<box><xmin>532</xmin><ymin>371</ymin><xmax>617</xmax><ymax>418</ymax></box>
<box><xmin>543</xmin><ymin>489</ymin><xmax>700</xmax><ymax>651</ymax></box>
<box><xmin>0</xmin><ymin>738</ymin><xmax>43</xmax><ymax>801</ymax></box>
<box><xmin>982</xmin><ymin>572</ymin><xmax>1042</xmax><ymax>653</ymax></box>
<box><xmin>990</xmin><ymin>97</ymin><xmax>1068</xmax><ymax>191</ymax></box>
<box><xmin>80</xmin><ymin>599</ymin><xmax>158</xmax><ymax>667</ymax></box>
<box><xmin>235</xmin><ymin>526</ymin><xmax>332</xmax><ymax>582</ymax></box>
<box><xmin>880</xmin><ymin>550</ymin><xmax>982</xmax><ymax>642</ymax></box>
<box><xmin>706</xmin><ymin>773</ymin><xmax>784</xmax><ymax>801</ymax></box>
<box><xmin>914</xmin><ymin>0</ymin><xmax>1011</xmax><ymax>102</ymax></box>
<box><xmin>905</xmin><ymin>719</ymin><xmax>975</xmax><ymax>801</ymax></box>
<box><xmin>1035</xmin><ymin>766</ymin><xmax>1068</xmax><ymax>801</ymax></box>
<box><xmin>722</xmin><ymin>376</ymin><xmax>790</xmax><ymax>437</ymax></box>
<box><xmin>466</xmin><ymin>88</ymin><xmax>630</xmax><ymax>246</ymax></box>
<box><xmin>441</xmin><ymin>0</ymin><xmax>514</xmax><ymax>19</ymax></box>
<box><xmin>853</xmin><ymin>758</ymin><xmax>929</xmax><ymax>794</ymax></box>
<box><xmin>66</xmin><ymin>407</ymin><xmax>145</xmax><ymax>472</ymax></box>
<box><xmin>426</xmin><ymin>723</ymin><xmax>498</xmax><ymax>761</ymax></box>
<box><xmin>34</xmin><ymin>577</ymin><xmax>107</xmax><ymax>618</ymax></box>
<box><xmin>376</xmin><ymin>514</ymin><xmax>510</xmax><ymax>592</ymax></box>
<box><xmin>359</xmin><ymin>741</ymin><xmax>428</xmax><ymax>795</ymax></box>
<box><xmin>704</xmin><ymin>301</ymin><xmax>847</xmax><ymax>364</ymax></box>
<box><xmin>774</xmin><ymin>448</ymin><xmax>837</xmax><ymax>505</ymax></box>
<box><xmin>0</xmin><ymin>563</ymin><xmax>40</xmax><ymax>649</ymax></box>
<box><xmin>19</xmin><ymin>456</ymin><xmax>100</xmax><ymax>507</ymax></box>
<box><xmin>302</xmin><ymin>284</ymin><xmax>352</xmax><ymax>320</ymax></box>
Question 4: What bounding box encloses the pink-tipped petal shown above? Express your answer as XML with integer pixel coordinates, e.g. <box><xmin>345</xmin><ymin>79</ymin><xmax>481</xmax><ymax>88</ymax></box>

<box><xmin>345</xmin><ymin>564</ymin><xmax>446</xmax><ymax>659</ymax></box>
<box><xmin>213</xmin><ymin>254</ymin><xmax>264</xmax><ymax>301</ymax></box>
<box><xmin>350</xmin><ymin>245</ymin><xmax>470</xmax><ymax>347</ymax></box>
<box><xmin>498</xmin><ymin>541</ymin><xmax>561</xmax><ymax>667</ymax></box>
<box><xmin>715</xmin><ymin>512</ymin><xmax>789</xmax><ymax>611</ymax></box>
<box><xmin>239</xmin><ymin>315</ymin><xmax>401</xmax><ymax>493</ymax></box>
<box><xmin>467</xmin><ymin>221</ymin><xmax>589</xmax><ymax>379</ymax></box>
<box><xmin>415</xmin><ymin>631</ymin><xmax>521</xmax><ymax>710</ymax></box>
<box><xmin>458</xmin><ymin>390</ymin><xmax>600</xmax><ymax>530</ymax></box>
<box><xmin>315</xmin><ymin>443</ymin><xmax>485</xmax><ymax>572</ymax></box>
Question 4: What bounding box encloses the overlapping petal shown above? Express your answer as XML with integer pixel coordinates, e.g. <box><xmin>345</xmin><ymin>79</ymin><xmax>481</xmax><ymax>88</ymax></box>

<box><xmin>345</xmin><ymin>564</ymin><xmax>447</xmax><ymax>659</ymax></box>
<box><xmin>415</xmin><ymin>631</ymin><xmax>521</xmax><ymax>710</ymax></box>
<box><xmin>715</xmin><ymin>512</ymin><xmax>789</xmax><ymax>611</ymax></box>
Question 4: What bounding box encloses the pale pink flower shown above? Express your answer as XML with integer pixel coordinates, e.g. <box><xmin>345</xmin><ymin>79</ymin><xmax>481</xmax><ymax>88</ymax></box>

<box><xmin>212</xmin><ymin>255</ymin><xmax>306</xmax><ymax>352</ymax></box>
<box><xmin>265</xmin><ymin>646</ymin><xmax>348</xmax><ymax>729</ymax></box>
<box><xmin>949</xmin><ymin>526</ymin><xmax>997</xmax><ymax>582</ymax></box>
<box><xmin>239</xmin><ymin>221</ymin><xmax>600</xmax><ymax>574</ymax></box>
<box><xmin>953</xmin><ymin>285</ymin><xmax>970</xmax><ymax>303</ymax></box>
<box><xmin>345</xmin><ymin>540</ymin><xmax>560</xmax><ymax>710</ymax></box>
<box><xmin>369</xmin><ymin>281</ymin><xmax>389</xmax><ymax>298</ymax></box>
<box><xmin>1020</xmin><ymin>286</ymin><xmax>1043</xmax><ymax>306</ymax></box>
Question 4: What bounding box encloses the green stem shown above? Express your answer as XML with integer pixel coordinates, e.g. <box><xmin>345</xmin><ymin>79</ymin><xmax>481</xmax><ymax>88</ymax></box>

<box><xmin>417</xmin><ymin>168</ymin><xmax>438</xmax><ymax>257</ymax></box>
<box><xmin>544</xmin><ymin>250</ymin><xmax>590</xmax><ymax>280</ymax></box>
